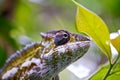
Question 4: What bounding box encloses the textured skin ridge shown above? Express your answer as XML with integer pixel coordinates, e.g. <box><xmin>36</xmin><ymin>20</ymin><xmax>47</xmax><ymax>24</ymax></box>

<box><xmin>0</xmin><ymin>42</ymin><xmax>41</xmax><ymax>79</ymax></box>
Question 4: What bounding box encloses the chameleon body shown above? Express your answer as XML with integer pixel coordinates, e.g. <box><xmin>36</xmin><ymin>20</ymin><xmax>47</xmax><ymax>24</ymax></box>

<box><xmin>0</xmin><ymin>30</ymin><xmax>90</xmax><ymax>80</ymax></box>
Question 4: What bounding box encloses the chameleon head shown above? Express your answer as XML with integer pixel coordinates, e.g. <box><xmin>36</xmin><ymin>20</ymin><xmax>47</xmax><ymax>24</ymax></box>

<box><xmin>40</xmin><ymin>30</ymin><xmax>90</xmax><ymax>68</ymax></box>
<box><xmin>40</xmin><ymin>30</ymin><xmax>90</xmax><ymax>54</ymax></box>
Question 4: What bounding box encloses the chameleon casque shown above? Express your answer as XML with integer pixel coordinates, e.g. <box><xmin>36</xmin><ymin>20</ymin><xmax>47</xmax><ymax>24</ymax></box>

<box><xmin>0</xmin><ymin>30</ymin><xmax>90</xmax><ymax>80</ymax></box>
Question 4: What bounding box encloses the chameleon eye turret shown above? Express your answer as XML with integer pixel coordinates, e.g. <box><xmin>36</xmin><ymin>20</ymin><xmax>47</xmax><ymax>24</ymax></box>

<box><xmin>54</xmin><ymin>30</ymin><xmax>70</xmax><ymax>46</ymax></box>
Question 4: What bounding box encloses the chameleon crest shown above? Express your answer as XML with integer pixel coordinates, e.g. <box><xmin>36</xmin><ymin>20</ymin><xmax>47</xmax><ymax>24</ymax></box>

<box><xmin>0</xmin><ymin>30</ymin><xmax>90</xmax><ymax>80</ymax></box>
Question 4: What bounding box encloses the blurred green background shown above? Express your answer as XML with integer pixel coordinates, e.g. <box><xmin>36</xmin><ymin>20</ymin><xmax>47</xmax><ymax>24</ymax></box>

<box><xmin>0</xmin><ymin>0</ymin><xmax>120</xmax><ymax>79</ymax></box>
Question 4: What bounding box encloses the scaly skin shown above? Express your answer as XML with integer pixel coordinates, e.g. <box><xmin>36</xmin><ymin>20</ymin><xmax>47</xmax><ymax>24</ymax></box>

<box><xmin>0</xmin><ymin>30</ymin><xmax>90</xmax><ymax>80</ymax></box>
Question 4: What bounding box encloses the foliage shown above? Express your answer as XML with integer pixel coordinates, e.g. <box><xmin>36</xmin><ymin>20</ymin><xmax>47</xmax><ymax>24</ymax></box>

<box><xmin>72</xmin><ymin>0</ymin><xmax>111</xmax><ymax>61</ymax></box>
<box><xmin>90</xmin><ymin>62</ymin><xmax>120</xmax><ymax>80</ymax></box>
<box><xmin>73</xmin><ymin>0</ymin><xmax>120</xmax><ymax>79</ymax></box>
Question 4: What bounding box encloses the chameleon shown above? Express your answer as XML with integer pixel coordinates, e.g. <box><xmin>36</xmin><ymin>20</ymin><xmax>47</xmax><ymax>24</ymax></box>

<box><xmin>0</xmin><ymin>30</ymin><xmax>90</xmax><ymax>80</ymax></box>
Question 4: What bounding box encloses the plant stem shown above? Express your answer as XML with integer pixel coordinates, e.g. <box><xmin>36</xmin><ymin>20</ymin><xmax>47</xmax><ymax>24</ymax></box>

<box><xmin>103</xmin><ymin>61</ymin><xmax>112</xmax><ymax>80</ymax></box>
<box><xmin>112</xmin><ymin>53</ymin><xmax>120</xmax><ymax>66</ymax></box>
<box><xmin>103</xmin><ymin>54</ymin><xmax>120</xmax><ymax>80</ymax></box>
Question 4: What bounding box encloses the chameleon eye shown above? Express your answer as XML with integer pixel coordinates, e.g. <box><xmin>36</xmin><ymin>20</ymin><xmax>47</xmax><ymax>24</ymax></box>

<box><xmin>54</xmin><ymin>32</ymin><xmax>70</xmax><ymax>46</ymax></box>
<box><xmin>63</xmin><ymin>33</ymin><xmax>68</xmax><ymax>38</ymax></box>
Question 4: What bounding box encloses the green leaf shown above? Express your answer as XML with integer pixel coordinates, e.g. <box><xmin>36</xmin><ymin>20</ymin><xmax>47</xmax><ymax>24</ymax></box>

<box><xmin>111</xmin><ymin>35</ymin><xmax>120</xmax><ymax>53</ymax></box>
<box><xmin>72</xmin><ymin>0</ymin><xmax>111</xmax><ymax>60</ymax></box>
<box><xmin>90</xmin><ymin>63</ymin><xmax>120</xmax><ymax>80</ymax></box>
<box><xmin>107</xmin><ymin>63</ymin><xmax>120</xmax><ymax>80</ymax></box>
<box><xmin>89</xmin><ymin>65</ymin><xmax>109</xmax><ymax>80</ymax></box>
